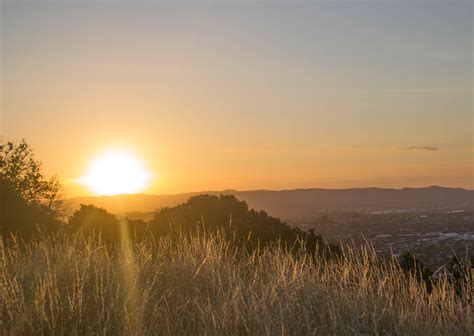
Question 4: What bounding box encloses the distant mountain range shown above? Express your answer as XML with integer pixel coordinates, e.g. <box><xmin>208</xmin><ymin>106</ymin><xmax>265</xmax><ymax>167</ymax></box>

<box><xmin>67</xmin><ymin>186</ymin><xmax>474</xmax><ymax>219</ymax></box>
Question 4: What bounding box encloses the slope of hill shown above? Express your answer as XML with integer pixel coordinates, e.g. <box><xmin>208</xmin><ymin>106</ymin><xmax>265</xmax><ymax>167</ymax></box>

<box><xmin>67</xmin><ymin>186</ymin><xmax>474</xmax><ymax>218</ymax></box>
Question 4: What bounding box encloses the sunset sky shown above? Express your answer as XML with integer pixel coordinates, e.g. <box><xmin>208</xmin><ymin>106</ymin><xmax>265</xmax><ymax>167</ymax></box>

<box><xmin>1</xmin><ymin>1</ymin><xmax>472</xmax><ymax>196</ymax></box>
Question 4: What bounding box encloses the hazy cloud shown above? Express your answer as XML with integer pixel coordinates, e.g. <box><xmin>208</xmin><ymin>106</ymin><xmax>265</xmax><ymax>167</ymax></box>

<box><xmin>401</xmin><ymin>146</ymin><xmax>438</xmax><ymax>152</ymax></box>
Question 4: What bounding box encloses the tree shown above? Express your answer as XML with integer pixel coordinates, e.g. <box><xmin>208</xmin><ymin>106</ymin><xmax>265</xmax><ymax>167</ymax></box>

<box><xmin>68</xmin><ymin>204</ymin><xmax>147</xmax><ymax>244</ymax></box>
<box><xmin>0</xmin><ymin>140</ymin><xmax>65</xmax><ymax>237</ymax></box>
<box><xmin>69</xmin><ymin>204</ymin><xmax>120</xmax><ymax>242</ymax></box>
<box><xmin>0</xmin><ymin>140</ymin><xmax>65</xmax><ymax>219</ymax></box>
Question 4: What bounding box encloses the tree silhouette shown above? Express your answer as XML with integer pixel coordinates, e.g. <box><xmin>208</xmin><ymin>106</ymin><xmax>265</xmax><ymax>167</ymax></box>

<box><xmin>0</xmin><ymin>179</ymin><xmax>59</xmax><ymax>237</ymax></box>
<box><xmin>69</xmin><ymin>204</ymin><xmax>120</xmax><ymax>242</ymax></box>
<box><xmin>0</xmin><ymin>140</ymin><xmax>64</xmax><ymax>237</ymax></box>
<box><xmin>68</xmin><ymin>204</ymin><xmax>147</xmax><ymax>244</ymax></box>
<box><xmin>0</xmin><ymin>140</ymin><xmax>65</xmax><ymax>217</ymax></box>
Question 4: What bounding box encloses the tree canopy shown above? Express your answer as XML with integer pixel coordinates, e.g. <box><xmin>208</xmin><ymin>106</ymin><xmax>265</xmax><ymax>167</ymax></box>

<box><xmin>0</xmin><ymin>140</ymin><xmax>64</xmax><ymax>236</ymax></box>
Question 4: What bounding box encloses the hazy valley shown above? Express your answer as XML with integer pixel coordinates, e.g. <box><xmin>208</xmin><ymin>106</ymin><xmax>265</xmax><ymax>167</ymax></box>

<box><xmin>69</xmin><ymin>187</ymin><xmax>474</xmax><ymax>269</ymax></box>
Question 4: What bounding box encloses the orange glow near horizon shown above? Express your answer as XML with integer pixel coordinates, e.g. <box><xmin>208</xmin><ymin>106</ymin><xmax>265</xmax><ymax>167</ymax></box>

<box><xmin>77</xmin><ymin>149</ymin><xmax>152</xmax><ymax>196</ymax></box>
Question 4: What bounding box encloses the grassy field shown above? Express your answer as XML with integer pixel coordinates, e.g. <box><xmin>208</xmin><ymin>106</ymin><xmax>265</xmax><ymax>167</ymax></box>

<box><xmin>0</xmin><ymin>231</ymin><xmax>472</xmax><ymax>336</ymax></box>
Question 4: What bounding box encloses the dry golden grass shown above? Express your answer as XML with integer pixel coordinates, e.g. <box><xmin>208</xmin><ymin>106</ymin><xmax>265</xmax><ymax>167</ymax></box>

<box><xmin>0</xmin><ymin>231</ymin><xmax>472</xmax><ymax>335</ymax></box>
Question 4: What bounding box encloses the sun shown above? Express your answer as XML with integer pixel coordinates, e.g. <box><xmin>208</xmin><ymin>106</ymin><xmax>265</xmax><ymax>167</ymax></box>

<box><xmin>78</xmin><ymin>149</ymin><xmax>152</xmax><ymax>196</ymax></box>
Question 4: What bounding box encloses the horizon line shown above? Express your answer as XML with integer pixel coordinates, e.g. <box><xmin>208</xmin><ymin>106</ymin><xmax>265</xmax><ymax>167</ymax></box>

<box><xmin>68</xmin><ymin>185</ymin><xmax>474</xmax><ymax>199</ymax></box>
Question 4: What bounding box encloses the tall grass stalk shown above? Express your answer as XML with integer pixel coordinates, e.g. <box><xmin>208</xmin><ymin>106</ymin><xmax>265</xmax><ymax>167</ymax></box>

<box><xmin>0</xmin><ymin>231</ymin><xmax>471</xmax><ymax>335</ymax></box>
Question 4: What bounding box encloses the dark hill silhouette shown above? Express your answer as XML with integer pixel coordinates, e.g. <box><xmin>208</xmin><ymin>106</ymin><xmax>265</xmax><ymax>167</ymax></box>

<box><xmin>68</xmin><ymin>186</ymin><xmax>474</xmax><ymax>218</ymax></box>
<box><xmin>148</xmin><ymin>194</ymin><xmax>339</xmax><ymax>256</ymax></box>
<box><xmin>68</xmin><ymin>195</ymin><xmax>340</xmax><ymax>257</ymax></box>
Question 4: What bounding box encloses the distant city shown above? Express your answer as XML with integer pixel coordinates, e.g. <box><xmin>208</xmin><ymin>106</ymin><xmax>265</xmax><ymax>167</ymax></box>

<box><xmin>288</xmin><ymin>209</ymin><xmax>473</xmax><ymax>270</ymax></box>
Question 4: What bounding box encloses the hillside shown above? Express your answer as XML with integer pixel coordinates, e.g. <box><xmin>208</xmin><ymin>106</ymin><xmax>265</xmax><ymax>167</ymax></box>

<box><xmin>68</xmin><ymin>186</ymin><xmax>474</xmax><ymax>218</ymax></box>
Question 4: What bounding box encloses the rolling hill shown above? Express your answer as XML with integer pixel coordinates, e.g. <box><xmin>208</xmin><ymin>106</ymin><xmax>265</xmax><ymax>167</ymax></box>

<box><xmin>67</xmin><ymin>186</ymin><xmax>474</xmax><ymax>219</ymax></box>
